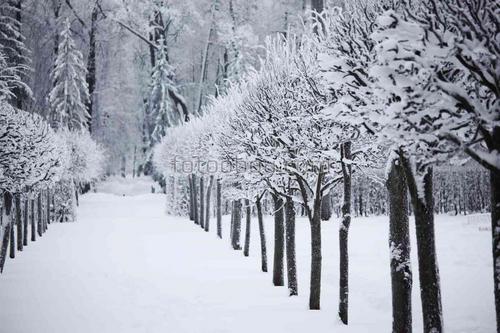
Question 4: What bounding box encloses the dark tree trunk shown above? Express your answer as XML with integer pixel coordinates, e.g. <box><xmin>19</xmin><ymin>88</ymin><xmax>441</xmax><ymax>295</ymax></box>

<box><xmin>37</xmin><ymin>193</ymin><xmax>42</xmax><ymax>237</ymax></box>
<box><xmin>0</xmin><ymin>193</ymin><xmax>13</xmax><ymax>272</ymax></box>
<box><xmin>205</xmin><ymin>175</ymin><xmax>214</xmax><ymax>232</ymax></box>
<box><xmin>75</xmin><ymin>185</ymin><xmax>79</xmax><ymax>207</ymax></box>
<box><xmin>285</xmin><ymin>194</ymin><xmax>298</xmax><ymax>296</ymax></box>
<box><xmin>193</xmin><ymin>175</ymin><xmax>199</xmax><ymax>225</ymax></box>
<box><xmin>188</xmin><ymin>175</ymin><xmax>194</xmax><ymax>221</ymax></box>
<box><xmin>489</xmin><ymin>126</ymin><xmax>500</xmax><ymax>331</ymax></box>
<box><xmin>272</xmin><ymin>193</ymin><xmax>284</xmax><ymax>286</ymax></box>
<box><xmin>243</xmin><ymin>199</ymin><xmax>251</xmax><ymax>257</ymax></box>
<box><xmin>320</xmin><ymin>192</ymin><xmax>331</xmax><ymax>221</ymax></box>
<box><xmin>387</xmin><ymin>157</ymin><xmax>412</xmax><ymax>333</ymax></box>
<box><xmin>15</xmin><ymin>193</ymin><xmax>22</xmax><ymax>251</ymax></box>
<box><xmin>230</xmin><ymin>200</ymin><xmax>235</xmax><ymax>242</ymax></box>
<box><xmin>297</xmin><ymin>171</ymin><xmax>324</xmax><ymax>310</ymax></box>
<box><xmin>200</xmin><ymin>177</ymin><xmax>205</xmax><ymax>229</ymax></box>
<box><xmin>216</xmin><ymin>179</ymin><xmax>222</xmax><ymax>239</ymax></box>
<box><xmin>86</xmin><ymin>3</ymin><xmax>98</xmax><ymax>132</ymax></box>
<box><xmin>231</xmin><ymin>199</ymin><xmax>242</xmax><ymax>250</ymax></box>
<box><xmin>256</xmin><ymin>196</ymin><xmax>268</xmax><ymax>272</ymax></box>
<box><xmin>9</xmin><ymin>200</ymin><xmax>15</xmax><ymax>259</ymax></box>
<box><xmin>339</xmin><ymin>142</ymin><xmax>352</xmax><ymax>324</ymax></box>
<box><xmin>401</xmin><ymin>157</ymin><xmax>443</xmax><ymax>333</ymax></box>
<box><xmin>30</xmin><ymin>198</ymin><xmax>35</xmax><ymax>242</ymax></box>
<box><xmin>23</xmin><ymin>196</ymin><xmax>28</xmax><ymax>246</ymax></box>
<box><xmin>309</xmin><ymin>191</ymin><xmax>322</xmax><ymax>310</ymax></box>
<box><xmin>46</xmin><ymin>189</ymin><xmax>50</xmax><ymax>228</ymax></box>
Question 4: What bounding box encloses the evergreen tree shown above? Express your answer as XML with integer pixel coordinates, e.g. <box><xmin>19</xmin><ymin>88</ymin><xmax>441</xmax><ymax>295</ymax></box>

<box><xmin>48</xmin><ymin>18</ymin><xmax>90</xmax><ymax>131</ymax></box>
<box><xmin>149</xmin><ymin>40</ymin><xmax>183</xmax><ymax>144</ymax></box>
<box><xmin>0</xmin><ymin>0</ymin><xmax>31</xmax><ymax>108</ymax></box>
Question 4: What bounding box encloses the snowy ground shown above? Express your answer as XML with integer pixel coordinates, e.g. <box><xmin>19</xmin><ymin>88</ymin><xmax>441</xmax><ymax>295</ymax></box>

<box><xmin>0</xmin><ymin>178</ymin><xmax>495</xmax><ymax>333</ymax></box>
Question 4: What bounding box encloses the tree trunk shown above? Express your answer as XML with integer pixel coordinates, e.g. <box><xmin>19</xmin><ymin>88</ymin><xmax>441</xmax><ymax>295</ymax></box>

<box><xmin>15</xmin><ymin>193</ymin><xmax>22</xmax><ymax>251</ymax></box>
<box><xmin>30</xmin><ymin>198</ymin><xmax>35</xmax><ymax>242</ymax></box>
<box><xmin>387</xmin><ymin>157</ymin><xmax>412</xmax><ymax>333</ymax></box>
<box><xmin>188</xmin><ymin>175</ymin><xmax>194</xmax><ymax>221</ymax></box>
<box><xmin>0</xmin><ymin>193</ymin><xmax>13</xmax><ymax>273</ymax></box>
<box><xmin>320</xmin><ymin>192</ymin><xmax>332</xmax><ymax>221</ymax></box>
<box><xmin>339</xmin><ymin>141</ymin><xmax>352</xmax><ymax>324</ymax></box>
<box><xmin>272</xmin><ymin>193</ymin><xmax>284</xmax><ymax>286</ymax></box>
<box><xmin>193</xmin><ymin>175</ymin><xmax>199</xmax><ymax>225</ymax></box>
<box><xmin>75</xmin><ymin>184</ymin><xmax>79</xmax><ymax>207</ymax></box>
<box><xmin>285</xmin><ymin>194</ymin><xmax>298</xmax><ymax>296</ymax></box>
<box><xmin>216</xmin><ymin>179</ymin><xmax>222</xmax><ymax>238</ymax></box>
<box><xmin>205</xmin><ymin>175</ymin><xmax>214</xmax><ymax>232</ymax></box>
<box><xmin>9</xmin><ymin>198</ymin><xmax>15</xmax><ymax>259</ymax></box>
<box><xmin>243</xmin><ymin>199</ymin><xmax>251</xmax><ymax>257</ymax></box>
<box><xmin>200</xmin><ymin>177</ymin><xmax>205</xmax><ymax>229</ymax></box>
<box><xmin>46</xmin><ymin>189</ymin><xmax>50</xmax><ymax>228</ymax></box>
<box><xmin>490</xmin><ymin>126</ymin><xmax>500</xmax><ymax>332</ymax></box>
<box><xmin>256</xmin><ymin>196</ymin><xmax>268</xmax><ymax>272</ymax></box>
<box><xmin>230</xmin><ymin>200</ymin><xmax>235</xmax><ymax>242</ymax></box>
<box><xmin>196</xmin><ymin>7</ymin><xmax>215</xmax><ymax>115</ymax></box>
<box><xmin>86</xmin><ymin>3</ymin><xmax>98</xmax><ymax>132</ymax></box>
<box><xmin>309</xmin><ymin>192</ymin><xmax>322</xmax><ymax>310</ymax></box>
<box><xmin>37</xmin><ymin>193</ymin><xmax>43</xmax><ymax>237</ymax></box>
<box><xmin>401</xmin><ymin>157</ymin><xmax>443</xmax><ymax>333</ymax></box>
<box><xmin>23</xmin><ymin>197</ymin><xmax>28</xmax><ymax>246</ymax></box>
<box><xmin>231</xmin><ymin>199</ymin><xmax>242</xmax><ymax>250</ymax></box>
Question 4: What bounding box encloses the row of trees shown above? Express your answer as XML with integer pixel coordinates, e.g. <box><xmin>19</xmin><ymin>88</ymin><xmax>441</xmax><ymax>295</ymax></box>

<box><xmin>332</xmin><ymin>166</ymin><xmax>491</xmax><ymax>218</ymax></box>
<box><xmin>0</xmin><ymin>3</ymin><xmax>105</xmax><ymax>272</ymax></box>
<box><xmin>154</xmin><ymin>1</ymin><xmax>499</xmax><ymax>332</ymax></box>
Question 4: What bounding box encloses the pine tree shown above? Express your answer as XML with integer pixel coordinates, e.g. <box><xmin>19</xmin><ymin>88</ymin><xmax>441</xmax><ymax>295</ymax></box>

<box><xmin>149</xmin><ymin>40</ymin><xmax>182</xmax><ymax>144</ymax></box>
<box><xmin>49</xmin><ymin>18</ymin><xmax>90</xmax><ymax>131</ymax></box>
<box><xmin>0</xmin><ymin>0</ymin><xmax>31</xmax><ymax>108</ymax></box>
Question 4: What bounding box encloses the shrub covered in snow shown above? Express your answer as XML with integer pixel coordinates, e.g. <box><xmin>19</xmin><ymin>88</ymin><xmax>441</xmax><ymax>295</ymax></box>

<box><xmin>0</xmin><ymin>102</ymin><xmax>65</xmax><ymax>194</ymax></box>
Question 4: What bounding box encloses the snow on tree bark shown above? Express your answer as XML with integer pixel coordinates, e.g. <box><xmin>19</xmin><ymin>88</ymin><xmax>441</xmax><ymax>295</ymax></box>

<box><xmin>339</xmin><ymin>141</ymin><xmax>351</xmax><ymax>324</ymax></box>
<box><xmin>400</xmin><ymin>156</ymin><xmax>443</xmax><ymax>333</ymax></box>
<box><xmin>387</xmin><ymin>156</ymin><xmax>412</xmax><ymax>333</ymax></box>
<box><xmin>85</xmin><ymin>3</ymin><xmax>98</xmax><ymax>132</ymax></box>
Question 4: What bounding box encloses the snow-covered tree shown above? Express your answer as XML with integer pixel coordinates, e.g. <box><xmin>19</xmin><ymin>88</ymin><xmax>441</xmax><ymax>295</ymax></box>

<box><xmin>0</xmin><ymin>48</ymin><xmax>28</xmax><ymax>102</ymax></box>
<box><xmin>149</xmin><ymin>40</ymin><xmax>184</xmax><ymax>144</ymax></box>
<box><xmin>0</xmin><ymin>101</ymin><xmax>66</xmax><ymax>272</ymax></box>
<box><xmin>0</xmin><ymin>103</ymin><xmax>66</xmax><ymax>194</ymax></box>
<box><xmin>48</xmin><ymin>18</ymin><xmax>90</xmax><ymax>131</ymax></box>
<box><xmin>369</xmin><ymin>1</ymin><xmax>499</xmax><ymax>330</ymax></box>
<box><xmin>0</xmin><ymin>0</ymin><xmax>31</xmax><ymax>108</ymax></box>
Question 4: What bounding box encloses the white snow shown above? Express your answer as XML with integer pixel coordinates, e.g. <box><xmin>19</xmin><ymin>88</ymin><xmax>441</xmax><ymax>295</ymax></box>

<box><xmin>95</xmin><ymin>176</ymin><xmax>162</xmax><ymax>196</ymax></box>
<box><xmin>0</xmin><ymin>178</ymin><xmax>495</xmax><ymax>333</ymax></box>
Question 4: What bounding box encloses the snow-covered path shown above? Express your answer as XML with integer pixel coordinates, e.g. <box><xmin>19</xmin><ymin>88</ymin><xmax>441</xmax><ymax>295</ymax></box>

<box><xmin>0</xmin><ymin>183</ymin><xmax>495</xmax><ymax>332</ymax></box>
<box><xmin>0</xmin><ymin>192</ymin><xmax>335</xmax><ymax>333</ymax></box>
